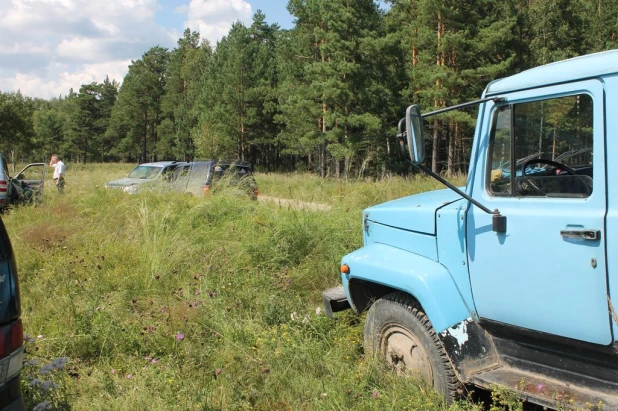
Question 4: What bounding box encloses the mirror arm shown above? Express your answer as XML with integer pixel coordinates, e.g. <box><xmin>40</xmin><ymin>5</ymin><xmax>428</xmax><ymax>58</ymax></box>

<box><xmin>421</xmin><ymin>97</ymin><xmax>505</xmax><ymax>118</ymax></box>
<box><xmin>397</xmin><ymin>118</ymin><xmax>405</xmax><ymax>136</ymax></box>
<box><xmin>396</xmin><ymin>118</ymin><xmax>406</xmax><ymax>155</ymax></box>
<box><xmin>414</xmin><ymin>163</ymin><xmax>496</xmax><ymax>215</ymax></box>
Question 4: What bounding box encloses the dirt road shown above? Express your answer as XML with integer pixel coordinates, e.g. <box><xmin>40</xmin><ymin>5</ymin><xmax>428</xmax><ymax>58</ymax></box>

<box><xmin>258</xmin><ymin>195</ymin><xmax>332</xmax><ymax>211</ymax></box>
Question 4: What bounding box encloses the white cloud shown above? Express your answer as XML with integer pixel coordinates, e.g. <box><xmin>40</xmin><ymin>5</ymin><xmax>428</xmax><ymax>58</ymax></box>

<box><xmin>0</xmin><ymin>0</ymin><xmax>258</xmax><ymax>99</ymax></box>
<box><xmin>57</xmin><ymin>38</ymin><xmax>105</xmax><ymax>62</ymax></box>
<box><xmin>0</xmin><ymin>0</ymin><xmax>176</xmax><ymax>98</ymax></box>
<box><xmin>182</xmin><ymin>0</ymin><xmax>253</xmax><ymax>46</ymax></box>
<box><xmin>1</xmin><ymin>60</ymin><xmax>131</xmax><ymax>97</ymax></box>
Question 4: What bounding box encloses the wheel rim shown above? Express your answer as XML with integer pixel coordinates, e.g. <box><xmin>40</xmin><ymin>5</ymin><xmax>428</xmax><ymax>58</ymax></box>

<box><xmin>379</xmin><ymin>323</ymin><xmax>433</xmax><ymax>382</ymax></box>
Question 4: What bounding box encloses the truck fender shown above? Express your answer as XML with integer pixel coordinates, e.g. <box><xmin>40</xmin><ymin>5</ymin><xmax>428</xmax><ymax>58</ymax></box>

<box><xmin>342</xmin><ymin>243</ymin><xmax>471</xmax><ymax>333</ymax></box>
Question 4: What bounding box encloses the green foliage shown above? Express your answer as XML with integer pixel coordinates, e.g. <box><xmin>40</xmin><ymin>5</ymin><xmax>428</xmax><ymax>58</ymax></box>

<box><xmin>488</xmin><ymin>384</ymin><xmax>524</xmax><ymax>411</ymax></box>
<box><xmin>160</xmin><ymin>29</ymin><xmax>212</xmax><ymax>161</ymax></box>
<box><xmin>0</xmin><ymin>92</ymin><xmax>37</xmax><ymax>164</ymax></box>
<box><xmin>70</xmin><ymin>79</ymin><xmax>119</xmax><ymax>162</ymax></box>
<box><xmin>279</xmin><ymin>0</ymin><xmax>390</xmax><ymax>177</ymax></box>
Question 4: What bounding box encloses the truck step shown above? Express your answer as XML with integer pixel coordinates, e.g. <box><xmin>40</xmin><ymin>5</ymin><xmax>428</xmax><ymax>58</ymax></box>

<box><xmin>322</xmin><ymin>286</ymin><xmax>350</xmax><ymax>319</ymax></box>
<box><xmin>469</xmin><ymin>365</ymin><xmax>618</xmax><ymax>410</ymax></box>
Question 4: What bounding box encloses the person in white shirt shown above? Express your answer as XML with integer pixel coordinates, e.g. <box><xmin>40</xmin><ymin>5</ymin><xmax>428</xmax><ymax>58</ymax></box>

<box><xmin>49</xmin><ymin>154</ymin><xmax>66</xmax><ymax>193</ymax></box>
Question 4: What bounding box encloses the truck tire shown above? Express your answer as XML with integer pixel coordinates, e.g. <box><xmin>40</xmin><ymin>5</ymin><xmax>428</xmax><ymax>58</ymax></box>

<box><xmin>364</xmin><ymin>292</ymin><xmax>460</xmax><ymax>404</ymax></box>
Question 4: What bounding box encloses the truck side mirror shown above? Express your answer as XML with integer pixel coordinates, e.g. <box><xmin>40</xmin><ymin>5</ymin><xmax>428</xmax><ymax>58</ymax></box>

<box><xmin>405</xmin><ymin>104</ymin><xmax>425</xmax><ymax>164</ymax></box>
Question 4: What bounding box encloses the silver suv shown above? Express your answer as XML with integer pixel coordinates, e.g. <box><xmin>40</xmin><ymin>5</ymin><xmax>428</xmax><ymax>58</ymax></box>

<box><xmin>105</xmin><ymin>161</ymin><xmax>187</xmax><ymax>194</ymax></box>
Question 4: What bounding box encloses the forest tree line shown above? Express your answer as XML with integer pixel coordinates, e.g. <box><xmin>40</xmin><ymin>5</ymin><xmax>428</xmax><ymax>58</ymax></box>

<box><xmin>1</xmin><ymin>0</ymin><xmax>617</xmax><ymax>177</ymax></box>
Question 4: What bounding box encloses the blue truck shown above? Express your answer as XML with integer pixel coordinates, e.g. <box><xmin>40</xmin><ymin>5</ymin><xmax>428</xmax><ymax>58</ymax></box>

<box><xmin>323</xmin><ymin>49</ymin><xmax>618</xmax><ymax>409</ymax></box>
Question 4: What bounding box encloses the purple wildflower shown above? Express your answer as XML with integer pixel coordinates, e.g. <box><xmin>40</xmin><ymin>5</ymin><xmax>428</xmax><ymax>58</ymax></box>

<box><xmin>40</xmin><ymin>381</ymin><xmax>57</xmax><ymax>392</ymax></box>
<box><xmin>175</xmin><ymin>333</ymin><xmax>185</xmax><ymax>341</ymax></box>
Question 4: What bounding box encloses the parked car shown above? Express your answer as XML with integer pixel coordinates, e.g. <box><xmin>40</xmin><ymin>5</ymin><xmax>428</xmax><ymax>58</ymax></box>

<box><xmin>0</xmin><ymin>153</ymin><xmax>46</xmax><ymax>211</ymax></box>
<box><xmin>174</xmin><ymin>160</ymin><xmax>258</xmax><ymax>199</ymax></box>
<box><xmin>105</xmin><ymin>161</ymin><xmax>187</xmax><ymax>194</ymax></box>
<box><xmin>0</xmin><ymin>215</ymin><xmax>25</xmax><ymax>409</ymax></box>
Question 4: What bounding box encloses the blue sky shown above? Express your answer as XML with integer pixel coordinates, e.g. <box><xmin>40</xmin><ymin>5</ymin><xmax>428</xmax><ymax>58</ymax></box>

<box><xmin>155</xmin><ymin>0</ymin><xmax>295</xmax><ymax>32</ymax></box>
<box><xmin>0</xmin><ymin>0</ymin><xmax>296</xmax><ymax>99</ymax></box>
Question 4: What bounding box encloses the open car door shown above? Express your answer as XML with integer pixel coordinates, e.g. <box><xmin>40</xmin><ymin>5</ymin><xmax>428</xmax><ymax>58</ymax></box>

<box><xmin>11</xmin><ymin>163</ymin><xmax>46</xmax><ymax>204</ymax></box>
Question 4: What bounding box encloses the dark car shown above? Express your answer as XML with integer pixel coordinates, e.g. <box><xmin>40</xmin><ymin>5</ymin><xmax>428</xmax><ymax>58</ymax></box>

<box><xmin>0</xmin><ymin>216</ymin><xmax>25</xmax><ymax>410</ymax></box>
<box><xmin>173</xmin><ymin>160</ymin><xmax>258</xmax><ymax>199</ymax></box>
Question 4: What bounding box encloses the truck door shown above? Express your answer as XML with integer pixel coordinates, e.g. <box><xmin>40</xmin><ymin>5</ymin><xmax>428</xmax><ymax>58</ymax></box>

<box><xmin>466</xmin><ymin>80</ymin><xmax>612</xmax><ymax>345</ymax></box>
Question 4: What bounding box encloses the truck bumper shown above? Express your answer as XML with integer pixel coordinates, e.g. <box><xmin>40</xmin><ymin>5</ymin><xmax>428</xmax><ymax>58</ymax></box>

<box><xmin>322</xmin><ymin>286</ymin><xmax>351</xmax><ymax>319</ymax></box>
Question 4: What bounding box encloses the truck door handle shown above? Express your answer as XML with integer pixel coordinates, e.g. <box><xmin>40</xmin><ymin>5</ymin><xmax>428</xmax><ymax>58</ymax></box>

<box><xmin>560</xmin><ymin>229</ymin><xmax>601</xmax><ymax>240</ymax></box>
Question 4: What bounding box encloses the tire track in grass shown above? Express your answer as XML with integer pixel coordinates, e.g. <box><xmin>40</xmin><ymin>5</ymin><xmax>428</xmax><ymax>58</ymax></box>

<box><xmin>258</xmin><ymin>195</ymin><xmax>332</xmax><ymax>211</ymax></box>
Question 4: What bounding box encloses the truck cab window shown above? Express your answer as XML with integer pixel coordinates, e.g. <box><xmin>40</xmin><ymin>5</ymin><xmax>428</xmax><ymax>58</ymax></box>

<box><xmin>488</xmin><ymin>94</ymin><xmax>593</xmax><ymax>198</ymax></box>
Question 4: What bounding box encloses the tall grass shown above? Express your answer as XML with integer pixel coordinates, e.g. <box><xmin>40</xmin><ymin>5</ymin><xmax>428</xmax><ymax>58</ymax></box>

<box><xmin>4</xmin><ymin>164</ymin><xmax>486</xmax><ymax>410</ymax></box>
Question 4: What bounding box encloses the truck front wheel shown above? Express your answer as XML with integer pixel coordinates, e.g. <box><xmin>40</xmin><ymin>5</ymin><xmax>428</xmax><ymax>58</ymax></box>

<box><xmin>364</xmin><ymin>292</ymin><xmax>460</xmax><ymax>403</ymax></box>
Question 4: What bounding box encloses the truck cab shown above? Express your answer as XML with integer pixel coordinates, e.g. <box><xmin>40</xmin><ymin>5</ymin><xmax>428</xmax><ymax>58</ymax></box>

<box><xmin>324</xmin><ymin>50</ymin><xmax>618</xmax><ymax>409</ymax></box>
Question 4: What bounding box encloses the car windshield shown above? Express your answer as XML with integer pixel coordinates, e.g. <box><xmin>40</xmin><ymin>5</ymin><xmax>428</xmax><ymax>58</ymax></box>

<box><xmin>127</xmin><ymin>166</ymin><xmax>162</xmax><ymax>179</ymax></box>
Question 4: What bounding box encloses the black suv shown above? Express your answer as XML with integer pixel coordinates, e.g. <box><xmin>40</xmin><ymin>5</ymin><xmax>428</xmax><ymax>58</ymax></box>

<box><xmin>172</xmin><ymin>160</ymin><xmax>258</xmax><ymax>199</ymax></box>
<box><xmin>0</xmin><ymin>216</ymin><xmax>25</xmax><ymax>410</ymax></box>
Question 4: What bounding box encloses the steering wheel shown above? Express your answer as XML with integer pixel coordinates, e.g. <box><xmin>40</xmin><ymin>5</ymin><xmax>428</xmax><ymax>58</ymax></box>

<box><xmin>519</xmin><ymin>158</ymin><xmax>586</xmax><ymax>196</ymax></box>
<box><xmin>522</xmin><ymin>158</ymin><xmax>576</xmax><ymax>176</ymax></box>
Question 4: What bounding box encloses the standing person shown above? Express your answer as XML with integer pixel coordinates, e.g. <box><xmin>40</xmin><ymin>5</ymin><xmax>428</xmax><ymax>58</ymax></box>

<box><xmin>49</xmin><ymin>154</ymin><xmax>66</xmax><ymax>193</ymax></box>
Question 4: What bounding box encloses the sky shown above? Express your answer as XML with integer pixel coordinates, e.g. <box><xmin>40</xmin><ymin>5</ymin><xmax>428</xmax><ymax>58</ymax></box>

<box><xmin>0</xmin><ymin>0</ymin><xmax>295</xmax><ymax>99</ymax></box>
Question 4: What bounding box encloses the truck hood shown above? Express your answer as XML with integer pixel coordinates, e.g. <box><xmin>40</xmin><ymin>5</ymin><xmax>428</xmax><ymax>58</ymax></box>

<box><xmin>364</xmin><ymin>188</ymin><xmax>463</xmax><ymax>235</ymax></box>
<box><xmin>106</xmin><ymin>177</ymin><xmax>148</xmax><ymax>187</ymax></box>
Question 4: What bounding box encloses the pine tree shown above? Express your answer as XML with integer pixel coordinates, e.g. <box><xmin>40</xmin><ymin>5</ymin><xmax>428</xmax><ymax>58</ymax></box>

<box><xmin>280</xmin><ymin>0</ymin><xmax>383</xmax><ymax>177</ymax></box>
<box><xmin>195</xmin><ymin>15</ymin><xmax>279</xmax><ymax>165</ymax></box>
<box><xmin>527</xmin><ymin>0</ymin><xmax>585</xmax><ymax>65</ymax></box>
<box><xmin>107</xmin><ymin>46</ymin><xmax>170</xmax><ymax>162</ymax></box>
<box><xmin>581</xmin><ymin>0</ymin><xmax>618</xmax><ymax>53</ymax></box>
<box><xmin>243</xmin><ymin>11</ymin><xmax>280</xmax><ymax>169</ymax></box>
<box><xmin>160</xmin><ymin>29</ymin><xmax>212</xmax><ymax>161</ymax></box>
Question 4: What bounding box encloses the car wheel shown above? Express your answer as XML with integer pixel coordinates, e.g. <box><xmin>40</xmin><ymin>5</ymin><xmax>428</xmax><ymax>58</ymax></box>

<box><xmin>364</xmin><ymin>292</ymin><xmax>461</xmax><ymax>404</ymax></box>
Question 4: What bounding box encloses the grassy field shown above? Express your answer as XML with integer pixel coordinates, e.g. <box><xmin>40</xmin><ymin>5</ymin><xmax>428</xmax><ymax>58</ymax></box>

<box><xmin>3</xmin><ymin>164</ymin><xmax>515</xmax><ymax>410</ymax></box>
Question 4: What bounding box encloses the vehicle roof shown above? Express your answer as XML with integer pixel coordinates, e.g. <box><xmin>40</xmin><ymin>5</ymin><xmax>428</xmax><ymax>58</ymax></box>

<box><xmin>190</xmin><ymin>160</ymin><xmax>251</xmax><ymax>167</ymax></box>
<box><xmin>137</xmin><ymin>161</ymin><xmax>183</xmax><ymax>167</ymax></box>
<box><xmin>485</xmin><ymin>49</ymin><xmax>618</xmax><ymax>95</ymax></box>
